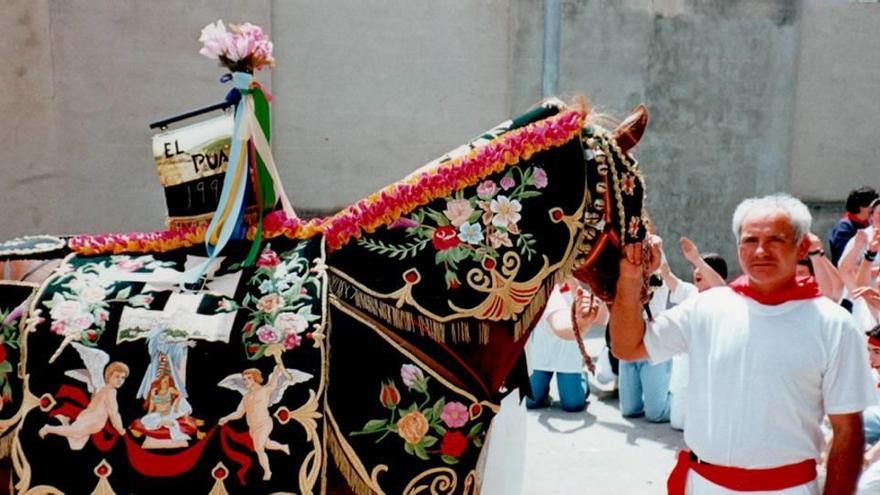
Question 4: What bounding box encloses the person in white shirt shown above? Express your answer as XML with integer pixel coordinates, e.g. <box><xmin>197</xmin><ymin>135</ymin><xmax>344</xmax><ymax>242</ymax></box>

<box><xmin>525</xmin><ymin>280</ymin><xmax>607</xmax><ymax>412</ymax></box>
<box><xmin>603</xmin><ymin>193</ymin><xmax>875</xmax><ymax>495</ymax></box>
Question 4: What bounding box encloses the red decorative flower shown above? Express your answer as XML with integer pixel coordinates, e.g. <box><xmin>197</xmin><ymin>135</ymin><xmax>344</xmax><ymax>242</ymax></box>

<box><xmin>213</xmin><ymin>466</ymin><xmax>227</xmax><ymax>479</ymax></box>
<box><xmin>432</xmin><ymin>226</ymin><xmax>460</xmax><ymax>251</ymax></box>
<box><xmin>621</xmin><ymin>173</ymin><xmax>637</xmax><ymax>196</ymax></box>
<box><xmin>277</xmin><ymin>409</ymin><xmax>290</xmax><ymax>422</ymax></box>
<box><xmin>440</xmin><ymin>430</ymin><xmax>468</xmax><ymax>458</ymax></box>
<box><xmin>0</xmin><ymin>344</ymin><xmax>7</xmax><ymax>363</ymax></box>
<box><xmin>256</xmin><ymin>248</ymin><xmax>281</xmax><ymax>267</ymax></box>
<box><xmin>379</xmin><ymin>381</ymin><xmax>400</xmax><ymax>409</ymax></box>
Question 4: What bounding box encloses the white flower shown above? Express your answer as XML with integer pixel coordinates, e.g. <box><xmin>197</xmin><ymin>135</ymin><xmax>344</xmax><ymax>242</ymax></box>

<box><xmin>79</xmin><ymin>286</ymin><xmax>106</xmax><ymax>304</ymax></box>
<box><xmin>198</xmin><ymin>20</ymin><xmax>229</xmax><ymax>60</ymax></box>
<box><xmin>490</xmin><ymin>195</ymin><xmax>522</xmax><ymax>228</ymax></box>
<box><xmin>457</xmin><ymin>222</ymin><xmax>484</xmax><ymax>245</ymax></box>
<box><xmin>274</xmin><ymin>312</ymin><xmax>309</xmax><ymax>335</ymax></box>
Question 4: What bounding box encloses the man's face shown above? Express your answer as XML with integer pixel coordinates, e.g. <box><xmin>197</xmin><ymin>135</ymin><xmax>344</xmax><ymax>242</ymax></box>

<box><xmin>868</xmin><ymin>343</ymin><xmax>880</xmax><ymax>369</ymax></box>
<box><xmin>856</xmin><ymin>205</ymin><xmax>873</xmax><ymax>223</ymax></box>
<box><xmin>692</xmin><ymin>267</ymin><xmax>711</xmax><ymax>292</ymax></box>
<box><xmin>737</xmin><ymin>210</ymin><xmax>808</xmax><ymax>292</ymax></box>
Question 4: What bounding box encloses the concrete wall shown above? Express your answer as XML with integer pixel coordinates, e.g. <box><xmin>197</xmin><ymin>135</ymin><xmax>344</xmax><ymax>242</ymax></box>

<box><xmin>2</xmin><ymin>0</ymin><xmax>879</xmax><ymax>277</ymax></box>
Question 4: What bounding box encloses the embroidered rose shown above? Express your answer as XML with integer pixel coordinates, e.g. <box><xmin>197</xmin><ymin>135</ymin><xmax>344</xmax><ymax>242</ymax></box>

<box><xmin>490</xmin><ymin>195</ymin><xmax>522</xmax><ymax>228</ymax></box>
<box><xmin>114</xmin><ymin>258</ymin><xmax>144</xmax><ymax>272</ymax></box>
<box><xmin>256</xmin><ymin>248</ymin><xmax>281</xmax><ymax>267</ymax></box>
<box><xmin>443</xmin><ymin>199</ymin><xmax>474</xmax><ymax>228</ymax></box>
<box><xmin>396</xmin><ymin>410</ymin><xmax>429</xmax><ymax>445</ymax></box>
<box><xmin>50</xmin><ymin>320</ymin><xmax>68</xmax><ymax>335</ymax></box>
<box><xmin>477</xmin><ymin>180</ymin><xmax>497</xmax><ymax>199</ymax></box>
<box><xmin>457</xmin><ymin>222</ymin><xmax>484</xmax><ymax>245</ymax></box>
<box><xmin>256</xmin><ymin>294</ymin><xmax>284</xmax><ymax>313</ymax></box>
<box><xmin>274</xmin><ymin>312</ymin><xmax>308</xmax><ymax>334</ymax></box>
<box><xmin>69</xmin><ymin>313</ymin><xmax>95</xmax><ymax>332</ymax></box>
<box><xmin>533</xmin><ymin>167</ymin><xmax>548</xmax><ymax>189</ymax></box>
<box><xmin>257</xmin><ymin>325</ymin><xmax>280</xmax><ymax>344</ymax></box>
<box><xmin>380</xmin><ymin>381</ymin><xmax>401</xmax><ymax>409</ymax></box>
<box><xmin>440</xmin><ymin>401</ymin><xmax>469</xmax><ymax>428</ymax></box>
<box><xmin>440</xmin><ymin>430</ymin><xmax>468</xmax><ymax>458</ymax></box>
<box><xmin>50</xmin><ymin>300</ymin><xmax>83</xmax><ymax>322</ymax></box>
<box><xmin>432</xmin><ymin>226</ymin><xmax>460</xmax><ymax>251</ymax></box>
<box><xmin>79</xmin><ymin>286</ymin><xmax>106</xmax><ymax>304</ymax></box>
<box><xmin>95</xmin><ymin>309</ymin><xmax>110</xmax><ymax>323</ymax></box>
<box><xmin>499</xmin><ymin>176</ymin><xmax>515</xmax><ymax>191</ymax></box>
<box><xmin>0</xmin><ymin>345</ymin><xmax>7</xmax><ymax>364</ymax></box>
<box><xmin>282</xmin><ymin>331</ymin><xmax>301</xmax><ymax>350</ymax></box>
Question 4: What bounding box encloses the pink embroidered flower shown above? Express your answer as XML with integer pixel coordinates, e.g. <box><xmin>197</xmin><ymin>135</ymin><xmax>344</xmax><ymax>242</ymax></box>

<box><xmin>257</xmin><ymin>294</ymin><xmax>284</xmax><ymax>313</ymax></box>
<box><xmin>274</xmin><ymin>312</ymin><xmax>308</xmax><ymax>334</ymax></box>
<box><xmin>79</xmin><ymin>286</ymin><xmax>106</xmax><ymax>304</ymax></box>
<box><xmin>477</xmin><ymin>180</ymin><xmax>497</xmax><ymax>199</ymax></box>
<box><xmin>256</xmin><ymin>248</ymin><xmax>281</xmax><ymax>267</ymax></box>
<box><xmin>400</xmin><ymin>364</ymin><xmax>425</xmax><ymax>389</ymax></box>
<box><xmin>499</xmin><ymin>176</ymin><xmax>515</xmax><ymax>191</ymax></box>
<box><xmin>50</xmin><ymin>320</ymin><xmax>68</xmax><ymax>335</ymax></box>
<box><xmin>70</xmin><ymin>313</ymin><xmax>95</xmax><ymax>332</ymax></box>
<box><xmin>390</xmin><ymin>217</ymin><xmax>419</xmax><ymax>229</ymax></box>
<box><xmin>257</xmin><ymin>325</ymin><xmax>280</xmax><ymax>344</ymax></box>
<box><xmin>440</xmin><ymin>401</ymin><xmax>469</xmax><ymax>428</ymax></box>
<box><xmin>95</xmin><ymin>309</ymin><xmax>110</xmax><ymax>323</ymax></box>
<box><xmin>115</xmin><ymin>258</ymin><xmax>144</xmax><ymax>272</ymax></box>
<box><xmin>533</xmin><ymin>167</ymin><xmax>548</xmax><ymax>189</ymax></box>
<box><xmin>282</xmin><ymin>331</ymin><xmax>301</xmax><ymax>350</ymax></box>
<box><xmin>490</xmin><ymin>196</ymin><xmax>522</xmax><ymax>228</ymax></box>
<box><xmin>443</xmin><ymin>199</ymin><xmax>474</xmax><ymax>228</ymax></box>
<box><xmin>50</xmin><ymin>300</ymin><xmax>82</xmax><ymax>322</ymax></box>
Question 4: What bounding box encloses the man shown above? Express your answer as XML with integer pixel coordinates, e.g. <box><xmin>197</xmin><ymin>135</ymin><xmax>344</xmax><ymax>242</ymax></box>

<box><xmin>829</xmin><ymin>187</ymin><xmax>878</xmax><ymax>265</ymax></box>
<box><xmin>606</xmin><ymin>194</ymin><xmax>874</xmax><ymax>494</ymax></box>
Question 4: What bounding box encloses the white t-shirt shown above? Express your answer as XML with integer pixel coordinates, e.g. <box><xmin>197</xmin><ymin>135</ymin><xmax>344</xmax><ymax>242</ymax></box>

<box><xmin>644</xmin><ymin>287</ymin><xmax>875</xmax><ymax>469</ymax></box>
<box><xmin>526</xmin><ymin>287</ymin><xmax>590</xmax><ymax>373</ymax></box>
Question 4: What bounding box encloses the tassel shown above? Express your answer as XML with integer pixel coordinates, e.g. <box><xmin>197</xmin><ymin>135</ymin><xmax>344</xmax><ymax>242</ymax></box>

<box><xmin>327</xmin><ymin>431</ymin><xmax>376</xmax><ymax>495</ymax></box>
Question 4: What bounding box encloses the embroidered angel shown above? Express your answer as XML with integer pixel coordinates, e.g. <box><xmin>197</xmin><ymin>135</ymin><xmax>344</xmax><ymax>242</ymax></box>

<box><xmin>217</xmin><ymin>363</ymin><xmax>312</xmax><ymax>480</ymax></box>
<box><xmin>39</xmin><ymin>343</ymin><xmax>128</xmax><ymax>449</ymax></box>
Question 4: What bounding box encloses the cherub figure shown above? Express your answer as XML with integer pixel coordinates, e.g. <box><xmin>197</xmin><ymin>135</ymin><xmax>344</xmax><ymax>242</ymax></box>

<box><xmin>217</xmin><ymin>364</ymin><xmax>312</xmax><ymax>480</ymax></box>
<box><xmin>39</xmin><ymin>342</ymin><xmax>128</xmax><ymax>449</ymax></box>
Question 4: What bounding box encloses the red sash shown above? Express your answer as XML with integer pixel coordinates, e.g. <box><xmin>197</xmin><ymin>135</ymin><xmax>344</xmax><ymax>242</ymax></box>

<box><xmin>668</xmin><ymin>450</ymin><xmax>816</xmax><ymax>494</ymax></box>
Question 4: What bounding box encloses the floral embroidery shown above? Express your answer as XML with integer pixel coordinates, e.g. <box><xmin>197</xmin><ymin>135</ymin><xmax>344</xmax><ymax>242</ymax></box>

<box><xmin>357</xmin><ymin>166</ymin><xmax>547</xmax><ymax>289</ymax></box>
<box><xmin>628</xmin><ymin>216</ymin><xmax>641</xmax><ymax>239</ymax></box>
<box><xmin>350</xmin><ymin>363</ymin><xmax>486</xmax><ymax>465</ymax></box>
<box><xmin>240</xmin><ymin>243</ymin><xmax>321</xmax><ymax>360</ymax></box>
<box><xmin>621</xmin><ymin>172</ymin><xmax>637</xmax><ymax>196</ymax></box>
<box><xmin>42</xmin><ymin>256</ymin><xmax>174</xmax><ymax>346</ymax></box>
<box><xmin>69</xmin><ymin>109</ymin><xmax>584</xmax><ymax>255</ymax></box>
<box><xmin>0</xmin><ymin>307</ymin><xmax>22</xmax><ymax>405</ymax></box>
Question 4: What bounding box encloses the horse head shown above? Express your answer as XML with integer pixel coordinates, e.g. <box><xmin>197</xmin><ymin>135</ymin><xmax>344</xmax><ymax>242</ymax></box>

<box><xmin>569</xmin><ymin>104</ymin><xmax>650</xmax><ymax>304</ymax></box>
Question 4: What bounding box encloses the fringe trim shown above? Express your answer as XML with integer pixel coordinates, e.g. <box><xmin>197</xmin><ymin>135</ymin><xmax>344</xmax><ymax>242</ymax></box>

<box><xmin>329</xmin><ymin>277</ymin><xmax>485</xmax><ymax>345</ymax></box>
<box><xmin>331</xmin><ymin>273</ymin><xmax>564</xmax><ymax>345</ymax></box>
<box><xmin>327</xmin><ymin>430</ymin><xmax>377</xmax><ymax>495</ymax></box>
<box><xmin>0</xmin><ymin>433</ymin><xmax>13</xmax><ymax>460</ymax></box>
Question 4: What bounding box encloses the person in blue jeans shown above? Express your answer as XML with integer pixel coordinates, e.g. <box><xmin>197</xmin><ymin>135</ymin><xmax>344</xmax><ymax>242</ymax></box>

<box><xmin>525</xmin><ymin>280</ymin><xmax>607</xmax><ymax>412</ymax></box>
<box><xmin>617</xmin><ymin>238</ymin><xmax>695</xmax><ymax>423</ymax></box>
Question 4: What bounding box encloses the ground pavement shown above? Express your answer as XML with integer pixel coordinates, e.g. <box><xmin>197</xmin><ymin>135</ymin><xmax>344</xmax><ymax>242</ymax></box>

<box><xmin>520</xmin><ymin>330</ymin><xmax>685</xmax><ymax>495</ymax></box>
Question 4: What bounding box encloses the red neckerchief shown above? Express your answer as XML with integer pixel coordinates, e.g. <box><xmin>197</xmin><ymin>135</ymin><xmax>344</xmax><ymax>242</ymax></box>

<box><xmin>845</xmin><ymin>212</ymin><xmax>869</xmax><ymax>229</ymax></box>
<box><xmin>728</xmin><ymin>275</ymin><xmax>821</xmax><ymax>305</ymax></box>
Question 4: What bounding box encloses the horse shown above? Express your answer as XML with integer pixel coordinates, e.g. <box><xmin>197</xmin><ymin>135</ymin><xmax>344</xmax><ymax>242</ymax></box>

<box><xmin>0</xmin><ymin>97</ymin><xmax>649</xmax><ymax>494</ymax></box>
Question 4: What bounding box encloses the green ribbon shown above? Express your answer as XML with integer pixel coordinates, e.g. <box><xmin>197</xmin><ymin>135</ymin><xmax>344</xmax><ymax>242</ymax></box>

<box><xmin>243</xmin><ymin>85</ymin><xmax>277</xmax><ymax>266</ymax></box>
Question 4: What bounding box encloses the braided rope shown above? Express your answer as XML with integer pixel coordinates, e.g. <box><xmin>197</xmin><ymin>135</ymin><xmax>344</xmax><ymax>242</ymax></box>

<box><xmin>570</xmin><ymin>291</ymin><xmax>595</xmax><ymax>374</ymax></box>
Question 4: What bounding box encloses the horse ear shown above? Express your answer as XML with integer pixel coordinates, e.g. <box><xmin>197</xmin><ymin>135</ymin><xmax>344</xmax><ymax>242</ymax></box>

<box><xmin>612</xmin><ymin>105</ymin><xmax>648</xmax><ymax>153</ymax></box>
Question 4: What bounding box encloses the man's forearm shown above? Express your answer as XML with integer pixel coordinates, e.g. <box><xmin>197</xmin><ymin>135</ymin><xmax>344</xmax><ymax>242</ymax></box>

<box><xmin>609</xmin><ymin>276</ymin><xmax>646</xmax><ymax>360</ymax></box>
<box><xmin>824</xmin><ymin>423</ymin><xmax>864</xmax><ymax>495</ymax></box>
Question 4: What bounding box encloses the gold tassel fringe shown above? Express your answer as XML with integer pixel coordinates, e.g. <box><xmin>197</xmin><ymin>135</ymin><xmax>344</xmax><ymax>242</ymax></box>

<box><xmin>327</xmin><ymin>431</ymin><xmax>376</xmax><ymax>495</ymax></box>
<box><xmin>0</xmin><ymin>432</ymin><xmax>14</xmax><ymax>460</ymax></box>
